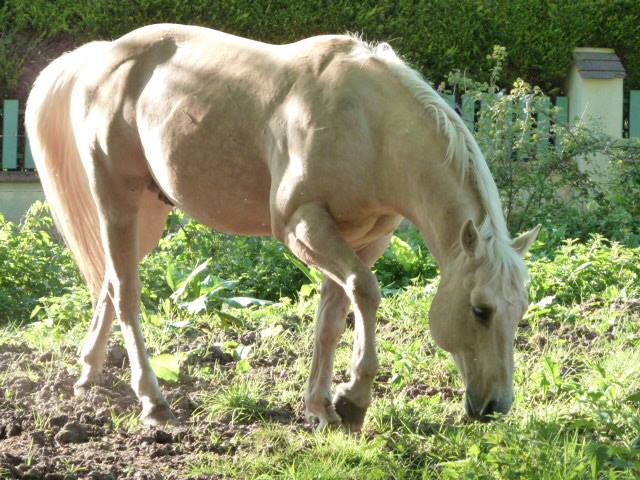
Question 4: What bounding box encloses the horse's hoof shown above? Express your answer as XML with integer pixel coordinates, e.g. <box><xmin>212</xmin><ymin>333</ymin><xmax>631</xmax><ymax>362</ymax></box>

<box><xmin>305</xmin><ymin>404</ymin><xmax>342</xmax><ymax>431</ymax></box>
<box><xmin>333</xmin><ymin>394</ymin><xmax>367</xmax><ymax>433</ymax></box>
<box><xmin>74</xmin><ymin>377</ymin><xmax>100</xmax><ymax>397</ymax></box>
<box><xmin>141</xmin><ymin>402</ymin><xmax>178</xmax><ymax>426</ymax></box>
<box><xmin>73</xmin><ymin>383</ymin><xmax>90</xmax><ymax>397</ymax></box>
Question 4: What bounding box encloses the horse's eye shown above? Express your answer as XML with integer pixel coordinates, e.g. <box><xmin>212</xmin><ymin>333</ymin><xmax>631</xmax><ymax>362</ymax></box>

<box><xmin>471</xmin><ymin>305</ymin><xmax>492</xmax><ymax>324</ymax></box>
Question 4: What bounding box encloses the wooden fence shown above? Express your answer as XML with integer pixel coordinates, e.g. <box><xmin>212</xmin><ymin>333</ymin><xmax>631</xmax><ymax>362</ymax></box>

<box><xmin>1</xmin><ymin>93</ymin><xmax>639</xmax><ymax>172</ymax></box>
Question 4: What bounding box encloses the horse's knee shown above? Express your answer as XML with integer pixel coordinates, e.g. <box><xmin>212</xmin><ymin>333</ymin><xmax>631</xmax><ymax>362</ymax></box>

<box><xmin>348</xmin><ymin>273</ymin><xmax>380</xmax><ymax>312</ymax></box>
<box><xmin>317</xmin><ymin>318</ymin><xmax>346</xmax><ymax>347</ymax></box>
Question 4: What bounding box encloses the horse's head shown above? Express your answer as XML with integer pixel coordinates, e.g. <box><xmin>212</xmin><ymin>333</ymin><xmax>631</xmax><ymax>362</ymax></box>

<box><xmin>429</xmin><ymin>219</ymin><xmax>540</xmax><ymax>421</ymax></box>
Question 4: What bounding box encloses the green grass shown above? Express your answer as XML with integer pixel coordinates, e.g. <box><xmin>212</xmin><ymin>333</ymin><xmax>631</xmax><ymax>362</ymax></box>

<box><xmin>1</xmin><ymin>236</ymin><xmax>639</xmax><ymax>479</ymax></box>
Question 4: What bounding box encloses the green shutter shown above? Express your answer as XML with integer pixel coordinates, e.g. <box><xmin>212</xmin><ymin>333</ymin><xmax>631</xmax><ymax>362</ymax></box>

<box><xmin>555</xmin><ymin>96</ymin><xmax>569</xmax><ymax>124</ymax></box>
<box><xmin>441</xmin><ymin>93</ymin><xmax>455</xmax><ymax>109</ymax></box>
<box><xmin>2</xmin><ymin>99</ymin><xmax>19</xmax><ymax>169</ymax></box>
<box><xmin>25</xmin><ymin>133</ymin><xmax>35</xmax><ymax>169</ymax></box>
<box><xmin>630</xmin><ymin>91</ymin><xmax>640</xmax><ymax>138</ymax></box>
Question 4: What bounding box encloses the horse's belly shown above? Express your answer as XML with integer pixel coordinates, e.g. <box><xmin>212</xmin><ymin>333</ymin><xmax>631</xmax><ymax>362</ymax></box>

<box><xmin>168</xmin><ymin>157</ymin><xmax>272</xmax><ymax>235</ymax></box>
<box><xmin>140</xmin><ymin>91</ymin><xmax>273</xmax><ymax>234</ymax></box>
<box><xmin>146</xmin><ymin>133</ymin><xmax>272</xmax><ymax>235</ymax></box>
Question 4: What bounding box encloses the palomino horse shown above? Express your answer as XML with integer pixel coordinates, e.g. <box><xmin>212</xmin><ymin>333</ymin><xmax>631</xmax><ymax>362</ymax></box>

<box><xmin>26</xmin><ymin>24</ymin><xmax>540</xmax><ymax>430</ymax></box>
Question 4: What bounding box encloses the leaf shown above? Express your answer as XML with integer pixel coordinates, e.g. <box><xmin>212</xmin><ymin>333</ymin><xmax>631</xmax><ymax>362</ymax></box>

<box><xmin>171</xmin><ymin>259</ymin><xmax>211</xmax><ymax>300</ymax></box>
<box><xmin>179</xmin><ymin>294</ymin><xmax>208</xmax><ymax>314</ymax></box>
<box><xmin>299</xmin><ymin>283</ymin><xmax>317</xmax><ymax>298</ymax></box>
<box><xmin>235</xmin><ymin>344</ymin><xmax>252</xmax><ymax>360</ymax></box>
<box><xmin>224</xmin><ymin>296</ymin><xmax>272</xmax><ymax>308</ymax></box>
<box><xmin>534</xmin><ymin>295</ymin><xmax>556</xmax><ymax>308</ymax></box>
<box><xmin>216</xmin><ymin>311</ymin><xmax>244</xmax><ymax>329</ymax></box>
<box><xmin>626</xmin><ymin>391</ymin><xmax>640</xmax><ymax>404</ymax></box>
<box><xmin>201</xmin><ymin>278</ymin><xmax>239</xmax><ymax>297</ymax></box>
<box><xmin>260</xmin><ymin>324</ymin><xmax>283</xmax><ymax>338</ymax></box>
<box><xmin>165</xmin><ymin>263</ymin><xmax>178</xmax><ymax>291</ymax></box>
<box><xmin>150</xmin><ymin>353</ymin><xmax>186</xmax><ymax>383</ymax></box>
<box><xmin>284</xmin><ymin>251</ymin><xmax>322</xmax><ymax>284</ymax></box>
<box><xmin>573</xmin><ymin>261</ymin><xmax>593</xmax><ymax>274</ymax></box>
<box><xmin>235</xmin><ymin>358</ymin><xmax>251</xmax><ymax>374</ymax></box>
<box><xmin>30</xmin><ymin>304</ymin><xmax>43</xmax><ymax>319</ymax></box>
<box><xmin>388</xmin><ymin>235</ymin><xmax>419</xmax><ymax>271</ymax></box>
<box><xmin>170</xmin><ymin>319</ymin><xmax>191</xmax><ymax>329</ymax></box>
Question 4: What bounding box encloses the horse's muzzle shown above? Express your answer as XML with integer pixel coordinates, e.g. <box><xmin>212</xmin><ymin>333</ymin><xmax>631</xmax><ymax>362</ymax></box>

<box><xmin>465</xmin><ymin>392</ymin><xmax>513</xmax><ymax>422</ymax></box>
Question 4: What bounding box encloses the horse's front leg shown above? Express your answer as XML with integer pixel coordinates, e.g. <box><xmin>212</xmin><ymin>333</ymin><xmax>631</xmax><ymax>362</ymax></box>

<box><xmin>333</xmin><ymin>234</ymin><xmax>391</xmax><ymax>432</ymax></box>
<box><xmin>305</xmin><ymin>277</ymin><xmax>350</xmax><ymax>428</ymax></box>
<box><xmin>284</xmin><ymin>203</ymin><xmax>390</xmax><ymax>432</ymax></box>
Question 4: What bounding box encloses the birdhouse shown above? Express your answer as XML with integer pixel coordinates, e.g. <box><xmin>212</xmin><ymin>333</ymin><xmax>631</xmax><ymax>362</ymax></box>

<box><xmin>565</xmin><ymin>47</ymin><xmax>626</xmax><ymax>138</ymax></box>
<box><xmin>565</xmin><ymin>48</ymin><xmax>626</xmax><ymax>178</ymax></box>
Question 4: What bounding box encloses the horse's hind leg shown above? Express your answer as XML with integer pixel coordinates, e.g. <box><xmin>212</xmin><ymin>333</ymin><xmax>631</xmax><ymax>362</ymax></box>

<box><xmin>90</xmin><ymin>166</ymin><xmax>174</xmax><ymax>425</ymax></box>
<box><xmin>74</xmin><ymin>279</ymin><xmax>115</xmax><ymax>395</ymax></box>
<box><xmin>284</xmin><ymin>203</ymin><xmax>387</xmax><ymax>432</ymax></box>
<box><xmin>74</xmin><ymin>191</ymin><xmax>171</xmax><ymax>397</ymax></box>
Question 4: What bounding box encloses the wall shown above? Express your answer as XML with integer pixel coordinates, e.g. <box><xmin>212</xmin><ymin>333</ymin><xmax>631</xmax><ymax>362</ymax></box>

<box><xmin>0</xmin><ymin>177</ymin><xmax>44</xmax><ymax>223</ymax></box>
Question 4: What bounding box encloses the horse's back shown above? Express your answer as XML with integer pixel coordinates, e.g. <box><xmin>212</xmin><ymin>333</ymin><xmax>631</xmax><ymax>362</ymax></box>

<box><xmin>72</xmin><ymin>25</ymin><xmax>404</xmax><ymax>239</ymax></box>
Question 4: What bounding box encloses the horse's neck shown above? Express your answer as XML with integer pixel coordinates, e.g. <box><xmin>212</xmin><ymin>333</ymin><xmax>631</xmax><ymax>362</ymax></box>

<box><xmin>408</xmin><ymin>162</ymin><xmax>487</xmax><ymax>270</ymax></box>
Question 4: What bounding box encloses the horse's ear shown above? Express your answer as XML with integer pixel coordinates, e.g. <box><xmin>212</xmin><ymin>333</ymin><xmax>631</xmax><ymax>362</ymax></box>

<box><xmin>512</xmin><ymin>224</ymin><xmax>541</xmax><ymax>257</ymax></box>
<box><xmin>460</xmin><ymin>219</ymin><xmax>479</xmax><ymax>258</ymax></box>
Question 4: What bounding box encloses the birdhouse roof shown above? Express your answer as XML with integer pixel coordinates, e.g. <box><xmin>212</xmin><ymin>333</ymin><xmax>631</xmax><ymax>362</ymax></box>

<box><xmin>573</xmin><ymin>50</ymin><xmax>626</xmax><ymax>79</ymax></box>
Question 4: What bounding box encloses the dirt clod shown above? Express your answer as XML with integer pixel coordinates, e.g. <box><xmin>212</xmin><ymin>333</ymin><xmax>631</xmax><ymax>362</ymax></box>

<box><xmin>31</xmin><ymin>430</ymin><xmax>47</xmax><ymax>446</ymax></box>
<box><xmin>106</xmin><ymin>343</ymin><xmax>128</xmax><ymax>368</ymax></box>
<box><xmin>153</xmin><ymin>429</ymin><xmax>173</xmax><ymax>444</ymax></box>
<box><xmin>203</xmin><ymin>345</ymin><xmax>234</xmax><ymax>365</ymax></box>
<box><xmin>38</xmin><ymin>351</ymin><xmax>54</xmax><ymax>362</ymax></box>
<box><xmin>240</xmin><ymin>331</ymin><xmax>258</xmax><ymax>345</ymax></box>
<box><xmin>7</xmin><ymin>422</ymin><xmax>23</xmax><ymax>437</ymax></box>
<box><xmin>8</xmin><ymin>376</ymin><xmax>37</xmax><ymax>396</ymax></box>
<box><xmin>54</xmin><ymin>421</ymin><xmax>89</xmax><ymax>445</ymax></box>
<box><xmin>49</xmin><ymin>414</ymin><xmax>69</xmax><ymax>429</ymax></box>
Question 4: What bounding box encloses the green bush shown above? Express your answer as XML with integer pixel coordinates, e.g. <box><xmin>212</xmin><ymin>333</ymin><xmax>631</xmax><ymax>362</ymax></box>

<box><xmin>528</xmin><ymin>235</ymin><xmax>640</xmax><ymax>306</ymax></box>
<box><xmin>0</xmin><ymin>202</ymin><xmax>81</xmax><ymax>325</ymax></box>
<box><xmin>446</xmin><ymin>52</ymin><xmax>640</xmax><ymax>248</ymax></box>
<box><xmin>140</xmin><ymin>212</ymin><xmax>307</xmax><ymax>304</ymax></box>
<box><xmin>2</xmin><ymin>0</ymin><xmax>640</xmax><ymax>98</ymax></box>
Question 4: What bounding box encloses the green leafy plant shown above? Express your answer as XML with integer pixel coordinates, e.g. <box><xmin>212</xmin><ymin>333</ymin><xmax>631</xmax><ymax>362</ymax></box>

<box><xmin>447</xmin><ymin>50</ymin><xmax>640</xmax><ymax>248</ymax></box>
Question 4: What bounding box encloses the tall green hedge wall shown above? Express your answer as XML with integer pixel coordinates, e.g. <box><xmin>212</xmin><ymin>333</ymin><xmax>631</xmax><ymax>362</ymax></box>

<box><xmin>2</xmin><ymin>0</ymin><xmax>639</xmax><ymax>99</ymax></box>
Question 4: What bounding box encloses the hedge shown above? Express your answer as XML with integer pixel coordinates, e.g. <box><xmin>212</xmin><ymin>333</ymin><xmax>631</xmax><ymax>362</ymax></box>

<box><xmin>1</xmin><ymin>0</ymin><xmax>639</xmax><ymax>99</ymax></box>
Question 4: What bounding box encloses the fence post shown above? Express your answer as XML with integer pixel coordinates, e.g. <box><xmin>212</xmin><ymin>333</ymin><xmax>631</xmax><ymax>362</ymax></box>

<box><xmin>2</xmin><ymin>99</ymin><xmax>19</xmax><ymax>170</ymax></box>
<box><xmin>461</xmin><ymin>95</ymin><xmax>475</xmax><ymax>130</ymax></box>
<box><xmin>630</xmin><ymin>90</ymin><xmax>640</xmax><ymax>138</ymax></box>
<box><xmin>555</xmin><ymin>96</ymin><xmax>569</xmax><ymax>124</ymax></box>
<box><xmin>24</xmin><ymin>134</ymin><xmax>35</xmax><ymax>169</ymax></box>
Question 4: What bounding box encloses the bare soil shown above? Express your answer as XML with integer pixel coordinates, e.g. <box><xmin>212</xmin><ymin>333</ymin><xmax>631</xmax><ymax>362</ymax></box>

<box><xmin>0</xmin><ymin>340</ymin><xmax>300</xmax><ymax>479</ymax></box>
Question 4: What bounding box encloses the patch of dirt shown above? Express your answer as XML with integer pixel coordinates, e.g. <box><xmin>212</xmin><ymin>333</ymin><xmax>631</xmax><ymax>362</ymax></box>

<box><xmin>402</xmin><ymin>384</ymin><xmax>464</xmax><ymax>401</ymax></box>
<box><xmin>0</xmin><ymin>340</ymin><xmax>302</xmax><ymax>479</ymax></box>
<box><xmin>519</xmin><ymin>317</ymin><xmax>613</xmax><ymax>352</ymax></box>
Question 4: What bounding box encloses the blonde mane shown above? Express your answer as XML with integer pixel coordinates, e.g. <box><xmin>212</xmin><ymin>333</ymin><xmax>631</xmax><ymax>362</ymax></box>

<box><xmin>352</xmin><ymin>38</ymin><xmax>529</xmax><ymax>292</ymax></box>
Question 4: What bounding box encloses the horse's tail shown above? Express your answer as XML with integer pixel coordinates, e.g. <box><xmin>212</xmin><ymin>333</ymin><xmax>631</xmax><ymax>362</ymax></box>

<box><xmin>25</xmin><ymin>42</ymin><xmax>110</xmax><ymax>298</ymax></box>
